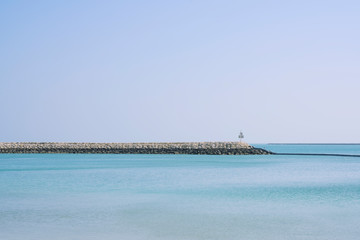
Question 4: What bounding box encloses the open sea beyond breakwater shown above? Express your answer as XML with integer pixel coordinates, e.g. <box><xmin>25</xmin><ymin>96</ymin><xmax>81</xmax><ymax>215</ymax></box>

<box><xmin>1</xmin><ymin>144</ymin><xmax>360</xmax><ymax>240</ymax></box>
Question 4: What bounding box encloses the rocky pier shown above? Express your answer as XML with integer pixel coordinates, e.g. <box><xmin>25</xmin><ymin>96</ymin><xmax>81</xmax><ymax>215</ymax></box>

<box><xmin>0</xmin><ymin>142</ymin><xmax>272</xmax><ymax>155</ymax></box>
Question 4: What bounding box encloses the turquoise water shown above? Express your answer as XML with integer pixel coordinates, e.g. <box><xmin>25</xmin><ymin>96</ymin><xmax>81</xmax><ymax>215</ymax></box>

<box><xmin>255</xmin><ymin>144</ymin><xmax>360</xmax><ymax>155</ymax></box>
<box><xmin>1</xmin><ymin>145</ymin><xmax>360</xmax><ymax>240</ymax></box>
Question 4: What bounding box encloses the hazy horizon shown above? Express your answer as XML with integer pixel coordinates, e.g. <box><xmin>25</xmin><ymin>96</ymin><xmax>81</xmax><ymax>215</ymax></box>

<box><xmin>1</xmin><ymin>1</ymin><xmax>359</xmax><ymax>143</ymax></box>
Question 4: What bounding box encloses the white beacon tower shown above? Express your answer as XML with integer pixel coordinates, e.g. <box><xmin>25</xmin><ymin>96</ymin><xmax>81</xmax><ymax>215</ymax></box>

<box><xmin>238</xmin><ymin>131</ymin><xmax>244</xmax><ymax>143</ymax></box>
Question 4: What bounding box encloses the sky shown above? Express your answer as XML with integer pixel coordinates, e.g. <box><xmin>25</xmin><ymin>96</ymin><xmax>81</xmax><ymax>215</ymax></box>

<box><xmin>1</xmin><ymin>0</ymin><xmax>360</xmax><ymax>143</ymax></box>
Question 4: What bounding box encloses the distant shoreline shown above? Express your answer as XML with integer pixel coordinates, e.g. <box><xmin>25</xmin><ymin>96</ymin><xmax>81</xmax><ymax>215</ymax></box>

<box><xmin>268</xmin><ymin>143</ymin><xmax>360</xmax><ymax>145</ymax></box>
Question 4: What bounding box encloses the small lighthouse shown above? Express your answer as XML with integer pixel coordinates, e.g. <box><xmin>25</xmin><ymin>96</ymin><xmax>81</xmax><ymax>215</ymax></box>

<box><xmin>238</xmin><ymin>131</ymin><xmax>244</xmax><ymax>143</ymax></box>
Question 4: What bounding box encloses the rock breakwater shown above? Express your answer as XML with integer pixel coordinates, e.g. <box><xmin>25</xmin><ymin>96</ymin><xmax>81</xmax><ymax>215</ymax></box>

<box><xmin>0</xmin><ymin>142</ymin><xmax>272</xmax><ymax>155</ymax></box>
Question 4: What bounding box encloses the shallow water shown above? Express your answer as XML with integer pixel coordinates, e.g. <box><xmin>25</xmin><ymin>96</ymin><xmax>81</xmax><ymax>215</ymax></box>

<box><xmin>1</xmin><ymin>145</ymin><xmax>360</xmax><ymax>240</ymax></box>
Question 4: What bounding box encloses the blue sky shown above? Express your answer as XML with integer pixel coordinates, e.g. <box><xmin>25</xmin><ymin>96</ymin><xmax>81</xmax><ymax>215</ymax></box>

<box><xmin>1</xmin><ymin>0</ymin><xmax>359</xmax><ymax>143</ymax></box>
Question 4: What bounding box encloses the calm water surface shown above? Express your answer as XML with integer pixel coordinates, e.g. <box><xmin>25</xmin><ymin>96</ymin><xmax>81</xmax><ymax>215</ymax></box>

<box><xmin>1</xmin><ymin>145</ymin><xmax>360</xmax><ymax>240</ymax></box>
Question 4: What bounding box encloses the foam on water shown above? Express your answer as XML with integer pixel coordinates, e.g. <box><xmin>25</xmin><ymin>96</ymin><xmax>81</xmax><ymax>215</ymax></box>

<box><xmin>1</xmin><ymin>145</ymin><xmax>360</xmax><ymax>240</ymax></box>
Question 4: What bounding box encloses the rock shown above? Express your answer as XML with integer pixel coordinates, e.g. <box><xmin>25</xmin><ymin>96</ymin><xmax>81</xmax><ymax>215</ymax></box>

<box><xmin>0</xmin><ymin>142</ymin><xmax>273</xmax><ymax>155</ymax></box>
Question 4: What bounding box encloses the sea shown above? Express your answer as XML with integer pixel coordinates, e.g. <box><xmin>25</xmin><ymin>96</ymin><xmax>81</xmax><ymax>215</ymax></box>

<box><xmin>0</xmin><ymin>144</ymin><xmax>360</xmax><ymax>240</ymax></box>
